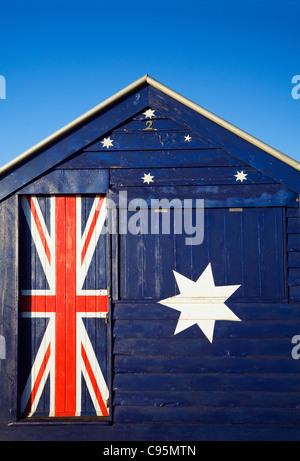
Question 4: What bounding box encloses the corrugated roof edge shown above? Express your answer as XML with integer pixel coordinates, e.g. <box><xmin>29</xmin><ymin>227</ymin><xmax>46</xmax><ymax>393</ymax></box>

<box><xmin>1</xmin><ymin>74</ymin><xmax>299</xmax><ymax>176</ymax></box>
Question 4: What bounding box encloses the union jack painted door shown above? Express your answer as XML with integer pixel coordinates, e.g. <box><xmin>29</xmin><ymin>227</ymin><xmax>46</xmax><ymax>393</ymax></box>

<box><xmin>18</xmin><ymin>195</ymin><xmax>110</xmax><ymax>418</ymax></box>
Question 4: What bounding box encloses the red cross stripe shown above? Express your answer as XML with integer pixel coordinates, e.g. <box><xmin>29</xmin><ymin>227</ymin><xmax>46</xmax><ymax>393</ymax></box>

<box><xmin>21</xmin><ymin>196</ymin><xmax>109</xmax><ymax>418</ymax></box>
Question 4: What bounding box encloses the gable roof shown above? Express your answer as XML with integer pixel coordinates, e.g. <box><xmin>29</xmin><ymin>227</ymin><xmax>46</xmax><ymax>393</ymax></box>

<box><xmin>0</xmin><ymin>75</ymin><xmax>300</xmax><ymax>200</ymax></box>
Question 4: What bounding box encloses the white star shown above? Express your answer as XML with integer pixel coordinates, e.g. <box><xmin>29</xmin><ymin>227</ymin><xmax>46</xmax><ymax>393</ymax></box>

<box><xmin>101</xmin><ymin>137</ymin><xmax>114</xmax><ymax>149</ymax></box>
<box><xmin>158</xmin><ymin>264</ymin><xmax>241</xmax><ymax>342</ymax></box>
<box><xmin>141</xmin><ymin>172</ymin><xmax>154</xmax><ymax>184</ymax></box>
<box><xmin>143</xmin><ymin>108</ymin><xmax>155</xmax><ymax>119</ymax></box>
<box><xmin>234</xmin><ymin>170</ymin><xmax>248</xmax><ymax>182</ymax></box>
<box><xmin>184</xmin><ymin>135</ymin><xmax>192</xmax><ymax>142</ymax></box>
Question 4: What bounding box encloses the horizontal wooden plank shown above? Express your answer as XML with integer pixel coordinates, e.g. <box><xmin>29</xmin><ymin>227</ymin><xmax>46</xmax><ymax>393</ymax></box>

<box><xmin>288</xmin><ymin>268</ymin><xmax>300</xmax><ymax>285</ymax></box>
<box><xmin>113</xmin><ymin>302</ymin><xmax>300</xmax><ymax>320</ymax></box>
<box><xmin>288</xmin><ymin>252</ymin><xmax>300</xmax><ymax>268</ymax></box>
<box><xmin>287</xmin><ymin>207</ymin><xmax>300</xmax><ymax>218</ymax></box>
<box><xmin>108</xmin><ymin>184</ymin><xmax>297</xmax><ymax>208</ymax></box>
<box><xmin>19</xmin><ymin>169</ymin><xmax>109</xmax><ymax>194</ymax></box>
<box><xmin>110</xmin><ymin>167</ymin><xmax>277</xmax><ymax>187</ymax></box>
<box><xmin>114</xmin><ymin>389</ymin><xmax>300</xmax><ymax>409</ymax></box>
<box><xmin>113</xmin><ymin>337</ymin><xmax>293</xmax><ymax>357</ymax></box>
<box><xmin>114</xmin><ymin>405</ymin><xmax>300</xmax><ymax>425</ymax></box>
<box><xmin>2</xmin><ymin>421</ymin><xmax>300</xmax><ymax>441</ymax></box>
<box><xmin>114</xmin><ymin>117</ymin><xmax>184</xmax><ymax>132</ymax></box>
<box><xmin>84</xmin><ymin>131</ymin><xmax>215</xmax><ymax>151</ymax></box>
<box><xmin>290</xmin><ymin>286</ymin><xmax>300</xmax><ymax>301</ymax></box>
<box><xmin>113</xmin><ymin>372</ymin><xmax>300</xmax><ymax>393</ymax></box>
<box><xmin>112</xmin><ymin>319</ymin><xmax>300</xmax><ymax>339</ymax></box>
<box><xmin>57</xmin><ymin>149</ymin><xmax>246</xmax><ymax>169</ymax></box>
<box><xmin>287</xmin><ymin>234</ymin><xmax>300</xmax><ymax>251</ymax></box>
<box><xmin>121</xmin><ymin>422</ymin><xmax>300</xmax><ymax>441</ymax></box>
<box><xmin>287</xmin><ymin>217</ymin><xmax>300</xmax><ymax>234</ymax></box>
<box><xmin>114</xmin><ymin>355</ymin><xmax>297</xmax><ymax>374</ymax></box>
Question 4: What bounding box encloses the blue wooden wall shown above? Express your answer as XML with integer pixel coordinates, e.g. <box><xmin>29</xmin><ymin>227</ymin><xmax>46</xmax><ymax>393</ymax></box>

<box><xmin>1</xmin><ymin>82</ymin><xmax>300</xmax><ymax>441</ymax></box>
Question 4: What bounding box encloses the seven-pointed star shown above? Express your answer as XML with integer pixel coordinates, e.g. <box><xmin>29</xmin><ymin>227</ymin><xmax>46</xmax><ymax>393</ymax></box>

<box><xmin>158</xmin><ymin>264</ymin><xmax>241</xmax><ymax>342</ymax></box>
<box><xmin>101</xmin><ymin>137</ymin><xmax>114</xmax><ymax>149</ymax></box>
<box><xmin>143</xmin><ymin>108</ymin><xmax>155</xmax><ymax>119</ymax></box>
<box><xmin>141</xmin><ymin>172</ymin><xmax>154</xmax><ymax>184</ymax></box>
<box><xmin>234</xmin><ymin>170</ymin><xmax>248</xmax><ymax>182</ymax></box>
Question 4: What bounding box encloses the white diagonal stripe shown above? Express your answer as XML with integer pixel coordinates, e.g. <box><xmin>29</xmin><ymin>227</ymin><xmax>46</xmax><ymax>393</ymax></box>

<box><xmin>21</xmin><ymin>196</ymin><xmax>55</xmax><ymax>294</ymax></box>
<box><xmin>76</xmin><ymin>196</ymin><xmax>107</xmax><ymax>295</ymax></box>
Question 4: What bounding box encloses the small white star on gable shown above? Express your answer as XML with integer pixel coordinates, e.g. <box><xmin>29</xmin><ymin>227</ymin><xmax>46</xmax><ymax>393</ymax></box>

<box><xmin>143</xmin><ymin>108</ymin><xmax>155</xmax><ymax>119</ymax></box>
<box><xmin>184</xmin><ymin>135</ymin><xmax>192</xmax><ymax>142</ymax></box>
<box><xmin>141</xmin><ymin>173</ymin><xmax>154</xmax><ymax>184</ymax></box>
<box><xmin>158</xmin><ymin>264</ymin><xmax>241</xmax><ymax>343</ymax></box>
<box><xmin>101</xmin><ymin>137</ymin><xmax>114</xmax><ymax>149</ymax></box>
<box><xmin>234</xmin><ymin>171</ymin><xmax>248</xmax><ymax>182</ymax></box>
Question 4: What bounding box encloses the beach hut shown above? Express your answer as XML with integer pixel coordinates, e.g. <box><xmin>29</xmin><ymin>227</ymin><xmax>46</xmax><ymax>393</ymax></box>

<box><xmin>0</xmin><ymin>76</ymin><xmax>300</xmax><ymax>441</ymax></box>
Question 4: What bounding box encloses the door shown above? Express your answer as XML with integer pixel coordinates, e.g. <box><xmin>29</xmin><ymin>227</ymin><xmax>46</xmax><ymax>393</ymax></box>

<box><xmin>19</xmin><ymin>195</ymin><xmax>110</xmax><ymax>418</ymax></box>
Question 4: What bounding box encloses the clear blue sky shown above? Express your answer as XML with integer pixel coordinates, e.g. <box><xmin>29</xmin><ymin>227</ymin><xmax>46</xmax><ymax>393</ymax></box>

<box><xmin>1</xmin><ymin>0</ymin><xmax>300</xmax><ymax>168</ymax></box>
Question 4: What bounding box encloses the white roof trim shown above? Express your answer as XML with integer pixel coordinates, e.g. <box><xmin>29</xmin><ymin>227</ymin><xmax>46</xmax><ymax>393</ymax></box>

<box><xmin>1</xmin><ymin>74</ymin><xmax>299</xmax><ymax>176</ymax></box>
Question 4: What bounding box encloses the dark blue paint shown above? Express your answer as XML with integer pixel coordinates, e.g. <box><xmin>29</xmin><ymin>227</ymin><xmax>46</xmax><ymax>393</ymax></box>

<box><xmin>19</xmin><ymin>169</ymin><xmax>109</xmax><ymax>194</ymax></box>
<box><xmin>85</xmin><ymin>129</ymin><xmax>215</xmax><ymax>151</ymax></box>
<box><xmin>108</xmin><ymin>184</ymin><xmax>297</xmax><ymax>208</ymax></box>
<box><xmin>149</xmin><ymin>86</ymin><xmax>300</xmax><ymax>194</ymax></box>
<box><xmin>110</xmin><ymin>166</ymin><xmax>277</xmax><ymax>186</ymax></box>
<box><xmin>117</xmin><ymin>207</ymin><xmax>285</xmax><ymax>301</ymax></box>
<box><xmin>58</xmin><ymin>148</ymin><xmax>248</xmax><ymax>169</ymax></box>
<box><xmin>0</xmin><ymin>86</ymin><xmax>148</xmax><ymax>201</ymax></box>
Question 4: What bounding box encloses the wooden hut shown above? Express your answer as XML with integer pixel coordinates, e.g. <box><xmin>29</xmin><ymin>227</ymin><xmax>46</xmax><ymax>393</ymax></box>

<box><xmin>0</xmin><ymin>76</ymin><xmax>300</xmax><ymax>441</ymax></box>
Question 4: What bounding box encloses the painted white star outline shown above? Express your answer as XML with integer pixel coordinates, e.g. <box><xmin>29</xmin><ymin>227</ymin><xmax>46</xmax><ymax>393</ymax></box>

<box><xmin>158</xmin><ymin>264</ymin><xmax>241</xmax><ymax>342</ymax></box>
<box><xmin>141</xmin><ymin>172</ymin><xmax>154</xmax><ymax>184</ymax></box>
